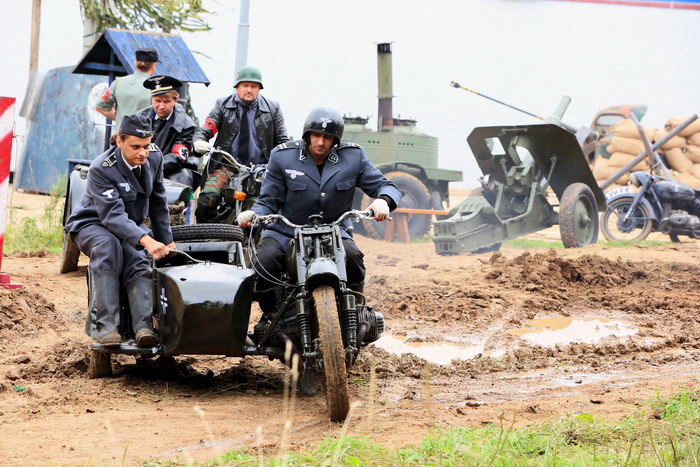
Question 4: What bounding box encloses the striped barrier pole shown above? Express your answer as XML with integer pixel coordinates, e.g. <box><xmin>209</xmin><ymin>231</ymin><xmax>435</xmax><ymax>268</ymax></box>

<box><xmin>0</xmin><ymin>97</ymin><xmax>23</xmax><ymax>289</ymax></box>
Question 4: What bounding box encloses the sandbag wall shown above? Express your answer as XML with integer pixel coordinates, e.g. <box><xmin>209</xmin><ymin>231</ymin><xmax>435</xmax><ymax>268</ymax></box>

<box><xmin>591</xmin><ymin>116</ymin><xmax>700</xmax><ymax>191</ymax></box>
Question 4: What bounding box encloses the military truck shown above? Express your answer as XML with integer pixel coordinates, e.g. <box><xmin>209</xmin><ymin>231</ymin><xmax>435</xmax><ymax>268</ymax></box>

<box><xmin>346</xmin><ymin>43</ymin><xmax>463</xmax><ymax>240</ymax></box>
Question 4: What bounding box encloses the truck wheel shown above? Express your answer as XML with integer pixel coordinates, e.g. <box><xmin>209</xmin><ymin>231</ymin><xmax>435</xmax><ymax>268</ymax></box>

<box><xmin>59</xmin><ymin>192</ymin><xmax>81</xmax><ymax>274</ymax></box>
<box><xmin>172</xmin><ymin>223</ymin><xmax>245</xmax><ymax>243</ymax></box>
<box><xmin>87</xmin><ymin>349</ymin><xmax>112</xmax><ymax>378</ymax></box>
<box><xmin>559</xmin><ymin>183</ymin><xmax>599</xmax><ymax>248</ymax></box>
<box><xmin>314</xmin><ymin>285</ymin><xmax>350</xmax><ymax>421</ymax></box>
<box><xmin>600</xmin><ymin>197</ymin><xmax>653</xmax><ymax>242</ymax></box>
<box><xmin>362</xmin><ymin>172</ymin><xmax>432</xmax><ymax>240</ymax></box>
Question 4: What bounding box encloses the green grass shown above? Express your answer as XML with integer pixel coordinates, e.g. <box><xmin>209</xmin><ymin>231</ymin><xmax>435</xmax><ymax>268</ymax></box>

<box><xmin>142</xmin><ymin>387</ymin><xmax>700</xmax><ymax>466</ymax></box>
<box><xmin>599</xmin><ymin>239</ymin><xmax>674</xmax><ymax>248</ymax></box>
<box><xmin>503</xmin><ymin>238</ymin><xmax>564</xmax><ymax>249</ymax></box>
<box><xmin>5</xmin><ymin>174</ymin><xmax>67</xmax><ymax>254</ymax></box>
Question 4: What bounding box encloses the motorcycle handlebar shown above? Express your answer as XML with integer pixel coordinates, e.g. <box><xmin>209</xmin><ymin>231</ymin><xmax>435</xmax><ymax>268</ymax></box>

<box><xmin>207</xmin><ymin>148</ymin><xmax>262</xmax><ymax>173</ymax></box>
<box><xmin>253</xmin><ymin>209</ymin><xmax>375</xmax><ymax>229</ymax></box>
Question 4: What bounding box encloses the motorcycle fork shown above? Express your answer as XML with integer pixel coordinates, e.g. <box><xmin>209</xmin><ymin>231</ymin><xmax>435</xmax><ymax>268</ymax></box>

<box><xmin>623</xmin><ymin>181</ymin><xmax>651</xmax><ymax>222</ymax></box>
<box><xmin>340</xmin><ymin>285</ymin><xmax>359</xmax><ymax>367</ymax></box>
<box><xmin>295</xmin><ymin>287</ymin><xmax>314</xmax><ymax>355</ymax></box>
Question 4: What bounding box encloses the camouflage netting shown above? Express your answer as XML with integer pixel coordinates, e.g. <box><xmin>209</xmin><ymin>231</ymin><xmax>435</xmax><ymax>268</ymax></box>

<box><xmin>592</xmin><ymin>115</ymin><xmax>700</xmax><ymax>191</ymax></box>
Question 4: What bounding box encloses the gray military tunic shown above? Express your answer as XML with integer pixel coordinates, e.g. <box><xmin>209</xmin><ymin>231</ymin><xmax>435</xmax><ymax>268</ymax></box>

<box><xmin>251</xmin><ymin>140</ymin><xmax>401</xmax><ymax>249</ymax></box>
<box><xmin>65</xmin><ymin>144</ymin><xmax>173</xmax><ymax>281</ymax></box>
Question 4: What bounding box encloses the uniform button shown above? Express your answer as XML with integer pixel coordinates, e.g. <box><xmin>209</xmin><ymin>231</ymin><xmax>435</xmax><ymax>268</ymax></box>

<box><xmin>319</xmin><ymin>211</ymin><xmax>324</xmax><ymax>215</ymax></box>
<box><xmin>321</xmin><ymin>192</ymin><xmax>326</xmax><ymax>197</ymax></box>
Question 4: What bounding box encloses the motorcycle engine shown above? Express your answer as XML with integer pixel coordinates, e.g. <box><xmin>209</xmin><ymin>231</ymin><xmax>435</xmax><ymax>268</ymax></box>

<box><xmin>668</xmin><ymin>210</ymin><xmax>700</xmax><ymax>230</ymax></box>
<box><xmin>358</xmin><ymin>305</ymin><xmax>385</xmax><ymax>344</ymax></box>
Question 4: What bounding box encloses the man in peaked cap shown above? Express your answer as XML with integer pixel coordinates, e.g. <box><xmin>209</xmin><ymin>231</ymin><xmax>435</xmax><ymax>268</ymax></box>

<box><xmin>96</xmin><ymin>47</ymin><xmax>160</xmax><ymax>130</ymax></box>
<box><xmin>65</xmin><ymin>113</ymin><xmax>176</xmax><ymax>348</ymax></box>
<box><xmin>136</xmin><ymin>75</ymin><xmax>199</xmax><ymax>188</ymax></box>
<box><xmin>192</xmin><ymin>65</ymin><xmax>289</xmax><ymax>223</ymax></box>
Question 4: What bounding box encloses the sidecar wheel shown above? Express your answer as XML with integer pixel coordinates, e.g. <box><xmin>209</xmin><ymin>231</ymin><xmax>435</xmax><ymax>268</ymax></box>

<box><xmin>172</xmin><ymin>223</ymin><xmax>245</xmax><ymax>243</ymax></box>
<box><xmin>88</xmin><ymin>349</ymin><xmax>112</xmax><ymax>379</ymax></box>
<box><xmin>601</xmin><ymin>197</ymin><xmax>653</xmax><ymax>242</ymax></box>
<box><xmin>313</xmin><ymin>285</ymin><xmax>350</xmax><ymax>421</ymax></box>
<box><xmin>559</xmin><ymin>183</ymin><xmax>599</xmax><ymax>248</ymax></box>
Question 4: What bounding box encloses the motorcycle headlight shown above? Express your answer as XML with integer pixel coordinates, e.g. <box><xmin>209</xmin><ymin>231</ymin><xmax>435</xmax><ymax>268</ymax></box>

<box><xmin>629</xmin><ymin>172</ymin><xmax>640</xmax><ymax>187</ymax></box>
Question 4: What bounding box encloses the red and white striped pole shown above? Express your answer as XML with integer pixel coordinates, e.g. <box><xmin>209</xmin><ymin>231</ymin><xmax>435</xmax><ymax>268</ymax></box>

<box><xmin>0</xmin><ymin>97</ymin><xmax>23</xmax><ymax>289</ymax></box>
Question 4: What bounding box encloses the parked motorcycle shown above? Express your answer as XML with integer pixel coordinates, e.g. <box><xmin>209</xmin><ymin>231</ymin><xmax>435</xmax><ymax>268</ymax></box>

<box><xmin>601</xmin><ymin>167</ymin><xmax>700</xmax><ymax>242</ymax></box>
<box><xmin>250</xmin><ymin>210</ymin><xmax>385</xmax><ymax>421</ymax></box>
<box><xmin>200</xmin><ymin>148</ymin><xmax>266</xmax><ymax>227</ymax></box>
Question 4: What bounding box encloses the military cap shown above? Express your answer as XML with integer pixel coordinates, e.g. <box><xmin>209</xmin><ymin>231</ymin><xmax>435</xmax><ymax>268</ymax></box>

<box><xmin>135</xmin><ymin>47</ymin><xmax>159</xmax><ymax>63</ymax></box>
<box><xmin>120</xmin><ymin>114</ymin><xmax>154</xmax><ymax>138</ymax></box>
<box><xmin>143</xmin><ymin>75</ymin><xmax>182</xmax><ymax>96</ymax></box>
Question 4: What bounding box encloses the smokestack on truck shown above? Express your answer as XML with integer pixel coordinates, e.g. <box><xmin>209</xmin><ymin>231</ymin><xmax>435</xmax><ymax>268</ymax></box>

<box><xmin>346</xmin><ymin>43</ymin><xmax>463</xmax><ymax>240</ymax></box>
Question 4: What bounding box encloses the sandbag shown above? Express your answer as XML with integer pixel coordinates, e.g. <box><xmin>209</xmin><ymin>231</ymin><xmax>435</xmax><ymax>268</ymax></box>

<box><xmin>654</xmin><ymin>130</ymin><xmax>687</xmax><ymax>150</ymax></box>
<box><xmin>606</xmin><ymin>136</ymin><xmax>645</xmax><ymax>155</ymax></box>
<box><xmin>687</xmin><ymin>132</ymin><xmax>700</xmax><ymax>146</ymax></box>
<box><xmin>690</xmin><ymin>164</ymin><xmax>700</xmax><ymax>180</ymax></box>
<box><xmin>675</xmin><ymin>172</ymin><xmax>700</xmax><ymax>189</ymax></box>
<box><xmin>611</xmin><ymin>119</ymin><xmax>656</xmax><ymax>140</ymax></box>
<box><xmin>664</xmin><ymin>147</ymin><xmax>693</xmax><ymax>173</ymax></box>
<box><xmin>665</xmin><ymin>116</ymin><xmax>700</xmax><ymax>137</ymax></box>
<box><xmin>684</xmin><ymin>144</ymin><xmax>700</xmax><ymax>164</ymax></box>
<box><xmin>608</xmin><ymin>152</ymin><xmax>649</xmax><ymax>171</ymax></box>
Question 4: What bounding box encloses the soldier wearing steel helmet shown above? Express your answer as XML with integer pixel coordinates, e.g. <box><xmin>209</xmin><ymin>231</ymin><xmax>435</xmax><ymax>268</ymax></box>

<box><xmin>236</xmin><ymin>107</ymin><xmax>401</xmax><ymax>317</ymax></box>
<box><xmin>193</xmin><ymin>66</ymin><xmax>289</xmax><ymax>223</ymax></box>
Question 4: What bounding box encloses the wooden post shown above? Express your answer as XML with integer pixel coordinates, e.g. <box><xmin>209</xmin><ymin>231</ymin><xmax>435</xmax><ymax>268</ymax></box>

<box><xmin>30</xmin><ymin>0</ymin><xmax>41</xmax><ymax>73</ymax></box>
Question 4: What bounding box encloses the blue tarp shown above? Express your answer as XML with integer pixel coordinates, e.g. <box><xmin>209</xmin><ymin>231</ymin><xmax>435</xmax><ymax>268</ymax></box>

<box><xmin>15</xmin><ymin>67</ymin><xmax>105</xmax><ymax>193</ymax></box>
<box><xmin>73</xmin><ymin>28</ymin><xmax>210</xmax><ymax>85</ymax></box>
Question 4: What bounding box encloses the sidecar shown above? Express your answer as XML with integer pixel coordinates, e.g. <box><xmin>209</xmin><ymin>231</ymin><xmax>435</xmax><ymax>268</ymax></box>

<box><xmin>87</xmin><ymin>225</ymin><xmax>260</xmax><ymax>377</ymax></box>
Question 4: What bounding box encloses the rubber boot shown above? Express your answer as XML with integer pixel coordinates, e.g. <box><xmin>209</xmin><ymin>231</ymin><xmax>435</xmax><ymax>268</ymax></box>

<box><xmin>91</xmin><ymin>271</ymin><xmax>122</xmax><ymax>347</ymax></box>
<box><xmin>126</xmin><ymin>277</ymin><xmax>160</xmax><ymax>347</ymax></box>
<box><xmin>255</xmin><ymin>287</ymin><xmax>278</xmax><ymax>317</ymax></box>
<box><xmin>195</xmin><ymin>190</ymin><xmax>220</xmax><ymax>223</ymax></box>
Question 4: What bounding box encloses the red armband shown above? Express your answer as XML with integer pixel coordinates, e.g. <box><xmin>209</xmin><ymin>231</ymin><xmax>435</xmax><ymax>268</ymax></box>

<box><xmin>100</xmin><ymin>89</ymin><xmax>111</xmax><ymax>101</ymax></box>
<box><xmin>203</xmin><ymin>117</ymin><xmax>218</xmax><ymax>135</ymax></box>
<box><xmin>172</xmin><ymin>144</ymin><xmax>188</xmax><ymax>161</ymax></box>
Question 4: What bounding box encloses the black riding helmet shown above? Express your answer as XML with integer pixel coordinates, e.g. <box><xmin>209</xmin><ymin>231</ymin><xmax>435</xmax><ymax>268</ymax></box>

<box><xmin>302</xmin><ymin>107</ymin><xmax>344</xmax><ymax>146</ymax></box>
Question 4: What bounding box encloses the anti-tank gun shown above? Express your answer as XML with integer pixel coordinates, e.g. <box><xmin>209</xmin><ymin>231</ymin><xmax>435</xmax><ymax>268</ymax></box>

<box><xmin>433</xmin><ymin>96</ymin><xmax>606</xmax><ymax>254</ymax></box>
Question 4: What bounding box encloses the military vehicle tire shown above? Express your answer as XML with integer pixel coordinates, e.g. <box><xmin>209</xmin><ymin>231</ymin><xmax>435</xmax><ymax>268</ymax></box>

<box><xmin>172</xmin><ymin>223</ymin><xmax>245</xmax><ymax>243</ymax></box>
<box><xmin>88</xmin><ymin>349</ymin><xmax>112</xmax><ymax>378</ymax></box>
<box><xmin>559</xmin><ymin>183</ymin><xmax>599</xmax><ymax>248</ymax></box>
<box><xmin>362</xmin><ymin>172</ymin><xmax>432</xmax><ymax>240</ymax></box>
<box><xmin>314</xmin><ymin>285</ymin><xmax>350</xmax><ymax>421</ymax></box>
<box><xmin>59</xmin><ymin>191</ymin><xmax>81</xmax><ymax>274</ymax></box>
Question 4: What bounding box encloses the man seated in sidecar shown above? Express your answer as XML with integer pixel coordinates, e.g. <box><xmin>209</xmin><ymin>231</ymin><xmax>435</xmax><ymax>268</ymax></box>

<box><xmin>65</xmin><ymin>114</ymin><xmax>176</xmax><ymax>347</ymax></box>
<box><xmin>237</xmin><ymin>106</ymin><xmax>401</xmax><ymax>318</ymax></box>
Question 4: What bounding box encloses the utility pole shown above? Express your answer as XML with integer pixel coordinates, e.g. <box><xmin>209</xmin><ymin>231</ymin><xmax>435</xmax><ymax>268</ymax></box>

<box><xmin>235</xmin><ymin>0</ymin><xmax>251</xmax><ymax>72</ymax></box>
<box><xmin>30</xmin><ymin>0</ymin><xmax>42</xmax><ymax>73</ymax></box>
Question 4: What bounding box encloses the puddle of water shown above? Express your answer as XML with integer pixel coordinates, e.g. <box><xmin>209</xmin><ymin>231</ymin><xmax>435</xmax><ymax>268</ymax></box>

<box><xmin>509</xmin><ymin>317</ymin><xmax>639</xmax><ymax>347</ymax></box>
<box><xmin>373</xmin><ymin>335</ymin><xmax>487</xmax><ymax>365</ymax></box>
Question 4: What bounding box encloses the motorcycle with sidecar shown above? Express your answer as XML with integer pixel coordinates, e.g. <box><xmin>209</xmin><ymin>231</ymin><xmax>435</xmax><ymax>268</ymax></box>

<box><xmin>86</xmin><ymin>210</ymin><xmax>384</xmax><ymax>421</ymax></box>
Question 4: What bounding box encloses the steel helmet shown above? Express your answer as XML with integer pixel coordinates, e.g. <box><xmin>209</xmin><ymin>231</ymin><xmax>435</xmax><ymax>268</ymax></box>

<box><xmin>302</xmin><ymin>107</ymin><xmax>344</xmax><ymax>145</ymax></box>
<box><xmin>233</xmin><ymin>66</ymin><xmax>264</xmax><ymax>89</ymax></box>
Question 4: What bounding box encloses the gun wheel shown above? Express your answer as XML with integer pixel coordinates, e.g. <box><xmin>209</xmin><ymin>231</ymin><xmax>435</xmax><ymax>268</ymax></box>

<box><xmin>559</xmin><ymin>183</ymin><xmax>599</xmax><ymax>248</ymax></box>
<box><xmin>313</xmin><ymin>285</ymin><xmax>350</xmax><ymax>421</ymax></box>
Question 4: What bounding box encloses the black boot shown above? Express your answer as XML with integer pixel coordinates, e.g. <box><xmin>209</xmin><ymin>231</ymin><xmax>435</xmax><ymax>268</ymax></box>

<box><xmin>126</xmin><ymin>277</ymin><xmax>160</xmax><ymax>347</ymax></box>
<box><xmin>89</xmin><ymin>271</ymin><xmax>122</xmax><ymax>347</ymax></box>
<box><xmin>195</xmin><ymin>191</ymin><xmax>220</xmax><ymax>223</ymax></box>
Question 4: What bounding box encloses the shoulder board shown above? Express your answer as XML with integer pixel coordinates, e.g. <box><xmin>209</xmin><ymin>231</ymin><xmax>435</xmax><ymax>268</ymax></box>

<box><xmin>101</xmin><ymin>153</ymin><xmax>117</xmax><ymax>168</ymax></box>
<box><xmin>337</xmin><ymin>142</ymin><xmax>360</xmax><ymax>149</ymax></box>
<box><xmin>274</xmin><ymin>141</ymin><xmax>302</xmax><ymax>151</ymax></box>
<box><xmin>149</xmin><ymin>143</ymin><xmax>161</xmax><ymax>153</ymax></box>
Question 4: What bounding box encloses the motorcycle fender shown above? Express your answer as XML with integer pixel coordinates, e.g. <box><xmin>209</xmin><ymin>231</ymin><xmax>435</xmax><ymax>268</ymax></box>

<box><xmin>607</xmin><ymin>193</ymin><xmax>658</xmax><ymax>221</ymax></box>
<box><xmin>306</xmin><ymin>257</ymin><xmax>341</xmax><ymax>289</ymax></box>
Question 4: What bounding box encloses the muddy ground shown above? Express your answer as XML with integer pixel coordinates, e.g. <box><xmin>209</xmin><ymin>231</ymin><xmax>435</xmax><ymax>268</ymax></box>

<box><xmin>2</xmin><ymin>191</ymin><xmax>700</xmax><ymax>465</ymax></box>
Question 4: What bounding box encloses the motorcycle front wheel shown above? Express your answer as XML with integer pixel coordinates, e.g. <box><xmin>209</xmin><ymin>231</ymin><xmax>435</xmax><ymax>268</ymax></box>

<box><xmin>601</xmin><ymin>198</ymin><xmax>653</xmax><ymax>242</ymax></box>
<box><xmin>313</xmin><ymin>286</ymin><xmax>350</xmax><ymax>421</ymax></box>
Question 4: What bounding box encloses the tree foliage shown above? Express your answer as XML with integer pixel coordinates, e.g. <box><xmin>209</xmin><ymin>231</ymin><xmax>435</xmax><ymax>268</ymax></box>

<box><xmin>79</xmin><ymin>0</ymin><xmax>213</xmax><ymax>34</ymax></box>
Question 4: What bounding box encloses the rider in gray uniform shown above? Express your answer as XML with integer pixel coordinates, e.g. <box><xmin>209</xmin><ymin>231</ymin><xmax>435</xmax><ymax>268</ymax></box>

<box><xmin>65</xmin><ymin>114</ymin><xmax>176</xmax><ymax>347</ymax></box>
